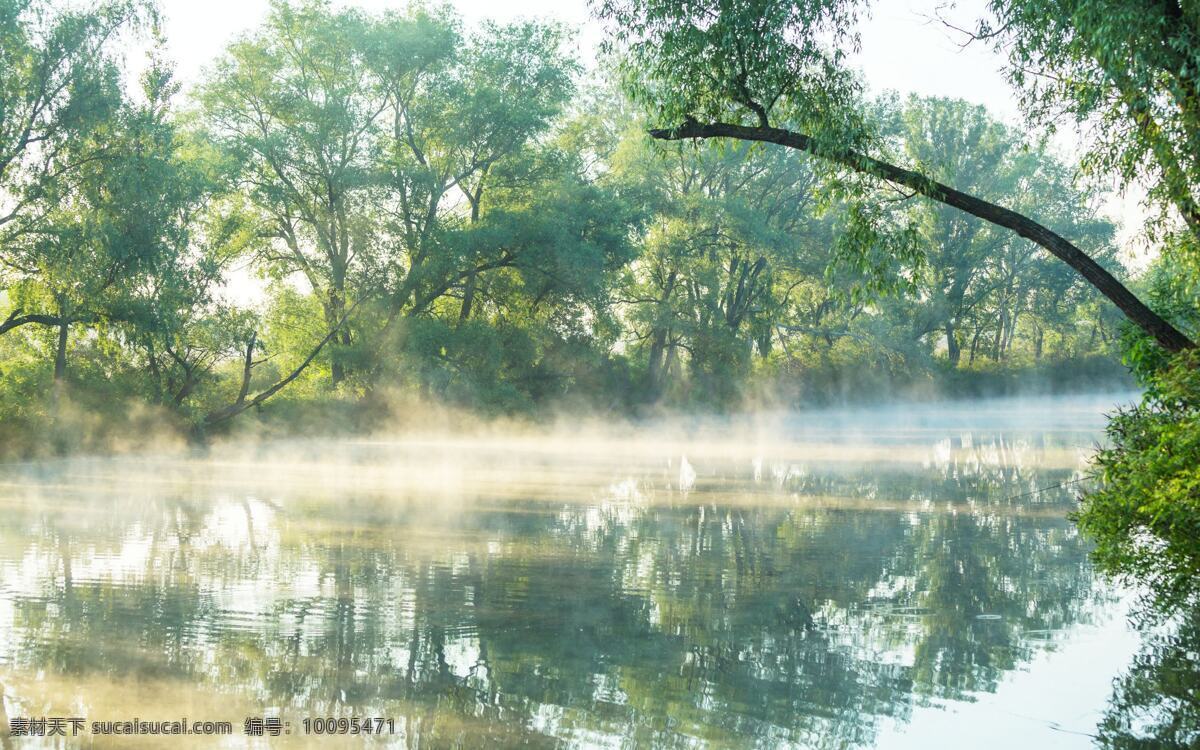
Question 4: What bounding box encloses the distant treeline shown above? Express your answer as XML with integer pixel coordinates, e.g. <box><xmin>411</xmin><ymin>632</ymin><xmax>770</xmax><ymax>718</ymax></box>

<box><xmin>0</xmin><ymin>0</ymin><xmax>1136</xmax><ymax>453</ymax></box>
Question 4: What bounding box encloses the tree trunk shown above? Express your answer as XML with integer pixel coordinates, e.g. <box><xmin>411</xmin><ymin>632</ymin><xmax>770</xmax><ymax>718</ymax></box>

<box><xmin>945</xmin><ymin>321</ymin><xmax>961</xmax><ymax>366</ymax></box>
<box><xmin>459</xmin><ymin>182</ymin><xmax>486</xmax><ymax>325</ymax></box>
<box><xmin>54</xmin><ymin>319</ymin><xmax>68</xmax><ymax>383</ymax></box>
<box><xmin>327</xmin><ymin>288</ymin><xmax>349</xmax><ymax>388</ymax></box>
<box><xmin>459</xmin><ymin>271</ymin><xmax>477</xmax><ymax>322</ymax></box>
<box><xmin>649</xmin><ymin>121</ymin><xmax>1196</xmax><ymax>353</ymax></box>
<box><xmin>337</xmin><ymin>327</ymin><xmax>351</xmax><ymax>378</ymax></box>
<box><xmin>969</xmin><ymin>326</ymin><xmax>983</xmax><ymax>366</ymax></box>
<box><xmin>1003</xmin><ymin>307</ymin><xmax>1020</xmax><ymax>357</ymax></box>
<box><xmin>646</xmin><ymin>327</ymin><xmax>669</xmax><ymax>398</ymax></box>
<box><xmin>645</xmin><ymin>270</ymin><xmax>678</xmax><ymax>400</ymax></box>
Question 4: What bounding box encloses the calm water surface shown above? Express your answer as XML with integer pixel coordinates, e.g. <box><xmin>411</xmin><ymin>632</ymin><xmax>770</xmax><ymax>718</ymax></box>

<box><xmin>0</xmin><ymin>396</ymin><xmax>1149</xmax><ymax>747</ymax></box>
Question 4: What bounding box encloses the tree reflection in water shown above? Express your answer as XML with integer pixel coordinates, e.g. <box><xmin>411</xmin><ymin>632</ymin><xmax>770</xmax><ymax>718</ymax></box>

<box><xmin>1095</xmin><ymin>612</ymin><xmax>1200</xmax><ymax>750</ymax></box>
<box><xmin>0</xmin><ymin>429</ymin><xmax>1123</xmax><ymax>747</ymax></box>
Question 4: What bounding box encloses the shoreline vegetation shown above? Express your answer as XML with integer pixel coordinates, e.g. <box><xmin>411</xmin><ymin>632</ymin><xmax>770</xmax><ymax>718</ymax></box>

<box><xmin>0</xmin><ymin>356</ymin><xmax>1135</xmax><ymax>461</ymax></box>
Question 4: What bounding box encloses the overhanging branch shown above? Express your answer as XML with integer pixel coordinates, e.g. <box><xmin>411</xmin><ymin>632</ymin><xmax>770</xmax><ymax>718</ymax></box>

<box><xmin>649</xmin><ymin>120</ymin><xmax>1195</xmax><ymax>353</ymax></box>
<box><xmin>0</xmin><ymin>309</ymin><xmax>62</xmax><ymax>335</ymax></box>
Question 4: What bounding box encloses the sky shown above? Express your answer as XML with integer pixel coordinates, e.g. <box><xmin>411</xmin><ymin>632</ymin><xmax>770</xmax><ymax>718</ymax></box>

<box><xmin>158</xmin><ymin>0</ymin><xmax>1017</xmax><ymax>112</ymax></box>
<box><xmin>148</xmin><ymin>0</ymin><xmax>1150</xmax><ymax>262</ymax></box>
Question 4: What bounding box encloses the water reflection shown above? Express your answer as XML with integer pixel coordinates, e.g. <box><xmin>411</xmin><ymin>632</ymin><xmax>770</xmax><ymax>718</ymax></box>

<box><xmin>0</xmin><ymin>400</ymin><xmax>1132</xmax><ymax>747</ymax></box>
<box><xmin>1095</xmin><ymin>612</ymin><xmax>1200</xmax><ymax>749</ymax></box>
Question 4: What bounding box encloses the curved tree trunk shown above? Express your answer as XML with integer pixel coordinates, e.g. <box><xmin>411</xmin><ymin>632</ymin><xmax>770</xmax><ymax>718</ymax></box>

<box><xmin>648</xmin><ymin>121</ymin><xmax>1196</xmax><ymax>353</ymax></box>
<box><xmin>203</xmin><ymin>302</ymin><xmax>358</xmax><ymax>429</ymax></box>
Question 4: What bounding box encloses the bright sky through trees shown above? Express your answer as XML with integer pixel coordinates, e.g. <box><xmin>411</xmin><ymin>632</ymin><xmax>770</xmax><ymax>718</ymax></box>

<box><xmin>158</xmin><ymin>0</ymin><xmax>1008</xmax><ymax>106</ymax></box>
<box><xmin>148</xmin><ymin>0</ymin><xmax>1149</xmax><ymax>261</ymax></box>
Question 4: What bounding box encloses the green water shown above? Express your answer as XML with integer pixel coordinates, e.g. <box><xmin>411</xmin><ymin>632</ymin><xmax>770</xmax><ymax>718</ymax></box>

<box><xmin>0</xmin><ymin>397</ymin><xmax>1152</xmax><ymax>747</ymax></box>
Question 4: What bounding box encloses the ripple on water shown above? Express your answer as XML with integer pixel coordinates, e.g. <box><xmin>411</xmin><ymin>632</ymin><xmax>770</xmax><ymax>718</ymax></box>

<box><xmin>0</xmin><ymin>399</ymin><xmax>1145</xmax><ymax>748</ymax></box>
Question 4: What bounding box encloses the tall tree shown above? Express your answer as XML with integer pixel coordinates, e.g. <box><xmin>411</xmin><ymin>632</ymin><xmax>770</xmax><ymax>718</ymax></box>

<box><xmin>202</xmin><ymin>1</ymin><xmax>578</xmax><ymax>387</ymax></box>
<box><xmin>2</xmin><ymin>32</ymin><xmax>205</xmax><ymax>384</ymax></box>
<box><xmin>199</xmin><ymin>0</ymin><xmax>388</xmax><ymax>386</ymax></box>
<box><xmin>369</xmin><ymin>16</ymin><xmax>578</xmax><ymax>333</ymax></box>
<box><xmin>614</xmin><ymin>130</ymin><xmax>826</xmax><ymax>404</ymax></box>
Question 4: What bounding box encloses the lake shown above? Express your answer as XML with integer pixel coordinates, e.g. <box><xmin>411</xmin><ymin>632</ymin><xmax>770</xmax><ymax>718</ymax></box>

<box><xmin>0</xmin><ymin>395</ymin><xmax>1149</xmax><ymax>748</ymax></box>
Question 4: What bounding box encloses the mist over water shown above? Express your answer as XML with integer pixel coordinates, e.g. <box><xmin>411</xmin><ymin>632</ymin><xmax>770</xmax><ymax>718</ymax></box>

<box><xmin>0</xmin><ymin>393</ymin><xmax>1146</xmax><ymax>747</ymax></box>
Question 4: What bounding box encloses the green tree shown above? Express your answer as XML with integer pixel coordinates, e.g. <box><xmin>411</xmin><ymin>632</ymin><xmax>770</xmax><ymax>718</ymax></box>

<box><xmin>0</xmin><ymin>0</ymin><xmax>148</xmax><ymax>359</ymax></box>
<box><xmin>201</xmin><ymin>1</ymin><xmax>578</xmax><ymax>390</ymax></box>
<box><xmin>1076</xmin><ymin>345</ymin><xmax>1200</xmax><ymax>612</ymax></box>
<box><xmin>0</xmin><ymin>0</ymin><xmax>146</xmax><ymax>266</ymax></box>
<box><xmin>980</xmin><ymin>0</ymin><xmax>1200</xmax><ymax>245</ymax></box>
<box><xmin>368</xmin><ymin>15</ymin><xmax>579</xmax><ymax>342</ymax></box>
<box><xmin>2</xmin><ymin>37</ymin><xmax>204</xmax><ymax>384</ymax></box>
<box><xmin>894</xmin><ymin>96</ymin><xmax>1014</xmax><ymax>365</ymax></box>
<box><xmin>199</xmin><ymin>0</ymin><xmax>389</xmax><ymax>387</ymax></box>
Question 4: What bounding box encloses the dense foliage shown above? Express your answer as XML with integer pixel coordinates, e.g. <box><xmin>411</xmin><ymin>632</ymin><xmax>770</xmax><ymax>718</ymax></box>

<box><xmin>0</xmin><ymin>0</ymin><xmax>1140</xmax><ymax>455</ymax></box>
<box><xmin>1075</xmin><ymin>247</ymin><xmax>1200</xmax><ymax>614</ymax></box>
<box><xmin>1079</xmin><ymin>348</ymin><xmax>1200</xmax><ymax>612</ymax></box>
